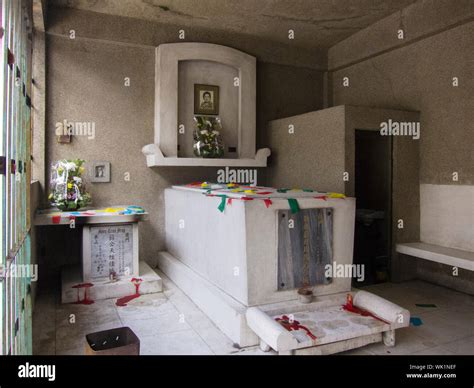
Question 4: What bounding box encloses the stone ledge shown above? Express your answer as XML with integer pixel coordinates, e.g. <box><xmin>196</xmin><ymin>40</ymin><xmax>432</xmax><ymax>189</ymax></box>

<box><xmin>397</xmin><ymin>242</ymin><xmax>474</xmax><ymax>272</ymax></box>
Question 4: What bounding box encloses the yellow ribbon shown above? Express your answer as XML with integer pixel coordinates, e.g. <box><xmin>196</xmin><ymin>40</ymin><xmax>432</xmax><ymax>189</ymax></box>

<box><xmin>328</xmin><ymin>192</ymin><xmax>346</xmax><ymax>199</ymax></box>
<box><xmin>104</xmin><ymin>207</ymin><xmax>126</xmax><ymax>213</ymax></box>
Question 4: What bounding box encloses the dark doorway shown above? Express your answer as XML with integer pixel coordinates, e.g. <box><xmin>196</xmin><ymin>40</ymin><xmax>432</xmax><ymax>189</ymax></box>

<box><xmin>353</xmin><ymin>130</ymin><xmax>392</xmax><ymax>286</ymax></box>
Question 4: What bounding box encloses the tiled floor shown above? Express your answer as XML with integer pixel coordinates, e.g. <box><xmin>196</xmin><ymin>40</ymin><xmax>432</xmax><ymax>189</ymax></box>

<box><xmin>33</xmin><ymin>270</ymin><xmax>474</xmax><ymax>355</ymax></box>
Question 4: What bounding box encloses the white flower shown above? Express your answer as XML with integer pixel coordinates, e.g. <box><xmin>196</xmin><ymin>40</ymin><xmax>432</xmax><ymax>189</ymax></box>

<box><xmin>200</xmin><ymin>130</ymin><xmax>209</xmax><ymax>135</ymax></box>
<box><xmin>212</xmin><ymin>130</ymin><xmax>220</xmax><ymax>135</ymax></box>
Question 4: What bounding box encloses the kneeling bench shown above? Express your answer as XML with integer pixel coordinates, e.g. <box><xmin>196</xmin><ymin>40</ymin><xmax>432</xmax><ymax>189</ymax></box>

<box><xmin>246</xmin><ymin>291</ymin><xmax>410</xmax><ymax>355</ymax></box>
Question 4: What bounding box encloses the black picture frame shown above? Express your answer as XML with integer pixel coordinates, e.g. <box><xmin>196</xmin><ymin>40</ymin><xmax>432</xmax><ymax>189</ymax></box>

<box><xmin>194</xmin><ymin>84</ymin><xmax>219</xmax><ymax>115</ymax></box>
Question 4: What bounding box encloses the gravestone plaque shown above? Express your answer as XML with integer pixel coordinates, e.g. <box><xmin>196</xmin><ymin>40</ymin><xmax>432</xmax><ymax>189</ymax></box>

<box><xmin>278</xmin><ymin>208</ymin><xmax>333</xmax><ymax>290</ymax></box>
<box><xmin>90</xmin><ymin>224</ymin><xmax>134</xmax><ymax>280</ymax></box>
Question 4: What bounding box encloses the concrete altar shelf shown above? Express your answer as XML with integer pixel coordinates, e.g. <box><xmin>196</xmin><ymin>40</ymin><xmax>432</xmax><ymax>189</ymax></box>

<box><xmin>35</xmin><ymin>205</ymin><xmax>148</xmax><ymax>226</ymax></box>
<box><xmin>142</xmin><ymin>144</ymin><xmax>270</xmax><ymax>167</ymax></box>
<box><xmin>35</xmin><ymin>206</ymin><xmax>162</xmax><ymax>303</ymax></box>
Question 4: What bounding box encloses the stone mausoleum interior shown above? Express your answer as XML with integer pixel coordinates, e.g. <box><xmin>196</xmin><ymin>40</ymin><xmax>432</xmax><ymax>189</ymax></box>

<box><xmin>0</xmin><ymin>0</ymin><xmax>472</xmax><ymax>357</ymax></box>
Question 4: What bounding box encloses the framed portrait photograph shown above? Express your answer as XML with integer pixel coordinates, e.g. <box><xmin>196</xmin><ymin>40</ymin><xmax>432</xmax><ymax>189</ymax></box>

<box><xmin>90</xmin><ymin>161</ymin><xmax>111</xmax><ymax>183</ymax></box>
<box><xmin>194</xmin><ymin>84</ymin><xmax>219</xmax><ymax>115</ymax></box>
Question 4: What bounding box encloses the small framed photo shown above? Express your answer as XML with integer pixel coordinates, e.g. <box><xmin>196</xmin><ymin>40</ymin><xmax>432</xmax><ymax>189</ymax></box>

<box><xmin>194</xmin><ymin>84</ymin><xmax>219</xmax><ymax>115</ymax></box>
<box><xmin>90</xmin><ymin>161</ymin><xmax>110</xmax><ymax>183</ymax></box>
<box><xmin>57</xmin><ymin>134</ymin><xmax>71</xmax><ymax>144</ymax></box>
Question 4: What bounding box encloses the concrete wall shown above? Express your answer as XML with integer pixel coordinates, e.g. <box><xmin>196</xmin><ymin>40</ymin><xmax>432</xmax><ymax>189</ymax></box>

<box><xmin>328</xmin><ymin>1</ymin><xmax>473</xmax><ymax>249</ymax></box>
<box><xmin>266</xmin><ymin>106</ymin><xmax>346</xmax><ymax>193</ymax></box>
<box><xmin>44</xmin><ymin>7</ymin><xmax>325</xmax><ymax>266</ymax></box>
<box><xmin>420</xmin><ymin>184</ymin><xmax>474</xmax><ymax>251</ymax></box>
<box><xmin>32</xmin><ymin>31</ymin><xmax>46</xmax><ymax>193</ymax></box>
<box><xmin>327</xmin><ymin>0</ymin><xmax>473</xmax><ymax>288</ymax></box>
<box><xmin>266</xmin><ymin>105</ymin><xmax>420</xmax><ymax>282</ymax></box>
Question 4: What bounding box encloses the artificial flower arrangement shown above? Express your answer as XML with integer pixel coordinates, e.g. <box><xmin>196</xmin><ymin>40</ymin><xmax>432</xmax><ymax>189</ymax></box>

<box><xmin>193</xmin><ymin>116</ymin><xmax>224</xmax><ymax>158</ymax></box>
<box><xmin>49</xmin><ymin>159</ymin><xmax>91</xmax><ymax>211</ymax></box>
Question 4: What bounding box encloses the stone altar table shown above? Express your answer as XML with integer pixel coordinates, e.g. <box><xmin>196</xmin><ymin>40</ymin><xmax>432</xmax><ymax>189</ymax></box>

<box><xmin>35</xmin><ymin>206</ymin><xmax>162</xmax><ymax>303</ymax></box>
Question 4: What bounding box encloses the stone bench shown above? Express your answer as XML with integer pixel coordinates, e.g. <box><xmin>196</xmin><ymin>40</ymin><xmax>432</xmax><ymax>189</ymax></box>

<box><xmin>396</xmin><ymin>242</ymin><xmax>474</xmax><ymax>272</ymax></box>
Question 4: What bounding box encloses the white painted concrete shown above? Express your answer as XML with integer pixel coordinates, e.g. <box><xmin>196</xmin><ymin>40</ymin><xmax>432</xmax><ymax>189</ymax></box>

<box><xmin>142</xmin><ymin>145</ymin><xmax>270</xmax><ymax>167</ymax></box>
<box><xmin>246</xmin><ymin>307</ymin><xmax>297</xmax><ymax>352</ymax></box>
<box><xmin>246</xmin><ymin>290</ymin><xmax>409</xmax><ymax>354</ymax></box>
<box><xmin>143</xmin><ymin>42</ymin><xmax>270</xmax><ymax>167</ymax></box>
<box><xmin>397</xmin><ymin>242</ymin><xmax>474</xmax><ymax>271</ymax></box>
<box><xmin>163</xmin><ymin>186</ymin><xmax>356</xmax><ymax>307</ymax></box>
<box><xmin>157</xmin><ymin>251</ymin><xmax>259</xmax><ymax>347</ymax></box>
<box><xmin>354</xmin><ymin>290</ymin><xmax>410</xmax><ymax>329</ymax></box>
<box><xmin>420</xmin><ymin>184</ymin><xmax>474</xmax><ymax>252</ymax></box>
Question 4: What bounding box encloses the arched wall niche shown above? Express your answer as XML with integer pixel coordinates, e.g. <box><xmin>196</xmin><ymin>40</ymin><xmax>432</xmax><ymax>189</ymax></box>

<box><xmin>142</xmin><ymin>43</ymin><xmax>270</xmax><ymax>167</ymax></box>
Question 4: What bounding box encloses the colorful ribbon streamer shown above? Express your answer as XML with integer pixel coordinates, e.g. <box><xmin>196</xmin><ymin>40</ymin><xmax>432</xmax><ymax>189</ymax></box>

<box><xmin>328</xmin><ymin>192</ymin><xmax>346</xmax><ymax>199</ymax></box>
<box><xmin>314</xmin><ymin>195</ymin><xmax>327</xmax><ymax>201</ymax></box>
<box><xmin>217</xmin><ymin>195</ymin><xmax>227</xmax><ymax>213</ymax></box>
<box><xmin>287</xmin><ymin>198</ymin><xmax>300</xmax><ymax>214</ymax></box>
<box><xmin>275</xmin><ymin>315</ymin><xmax>316</xmax><ymax>341</ymax></box>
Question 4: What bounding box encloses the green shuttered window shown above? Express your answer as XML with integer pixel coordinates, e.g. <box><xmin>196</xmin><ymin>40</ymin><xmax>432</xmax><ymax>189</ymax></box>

<box><xmin>0</xmin><ymin>0</ymin><xmax>33</xmax><ymax>355</ymax></box>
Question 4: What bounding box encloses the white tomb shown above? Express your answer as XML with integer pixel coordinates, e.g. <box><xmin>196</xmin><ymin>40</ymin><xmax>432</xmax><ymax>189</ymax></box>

<box><xmin>157</xmin><ymin>184</ymin><xmax>410</xmax><ymax>352</ymax></box>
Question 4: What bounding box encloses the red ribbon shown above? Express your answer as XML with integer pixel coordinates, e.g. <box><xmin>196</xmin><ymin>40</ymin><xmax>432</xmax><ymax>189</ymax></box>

<box><xmin>52</xmin><ymin>215</ymin><xmax>61</xmax><ymax>224</ymax></box>
<box><xmin>227</xmin><ymin>198</ymin><xmax>233</xmax><ymax>205</ymax></box>
<box><xmin>342</xmin><ymin>294</ymin><xmax>389</xmax><ymax>324</ymax></box>
<box><xmin>275</xmin><ymin>315</ymin><xmax>316</xmax><ymax>340</ymax></box>
<box><xmin>314</xmin><ymin>195</ymin><xmax>327</xmax><ymax>201</ymax></box>
<box><xmin>264</xmin><ymin>199</ymin><xmax>272</xmax><ymax>208</ymax></box>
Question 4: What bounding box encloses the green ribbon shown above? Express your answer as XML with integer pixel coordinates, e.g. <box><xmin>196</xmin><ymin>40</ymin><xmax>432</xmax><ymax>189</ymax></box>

<box><xmin>277</xmin><ymin>188</ymin><xmax>290</xmax><ymax>193</ymax></box>
<box><xmin>288</xmin><ymin>198</ymin><xmax>300</xmax><ymax>214</ymax></box>
<box><xmin>217</xmin><ymin>195</ymin><xmax>227</xmax><ymax>213</ymax></box>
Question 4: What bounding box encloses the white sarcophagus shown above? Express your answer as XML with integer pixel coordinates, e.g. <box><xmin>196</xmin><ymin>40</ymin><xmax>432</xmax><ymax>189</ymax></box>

<box><xmin>157</xmin><ymin>183</ymin><xmax>409</xmax><ymax>353</ymax></box>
